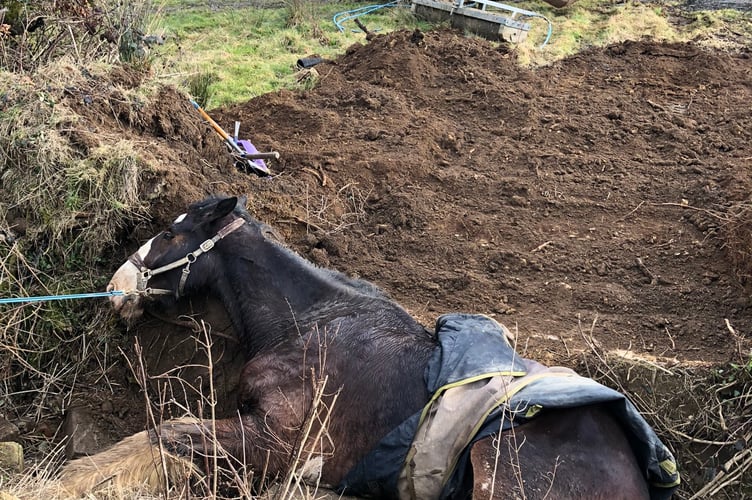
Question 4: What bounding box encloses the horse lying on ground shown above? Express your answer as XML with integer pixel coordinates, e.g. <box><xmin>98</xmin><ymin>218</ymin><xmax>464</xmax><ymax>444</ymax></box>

<box><xmin>60</xmin><ymin>195</ymin><xmax>679</xmax><ymax>499</ymax></box>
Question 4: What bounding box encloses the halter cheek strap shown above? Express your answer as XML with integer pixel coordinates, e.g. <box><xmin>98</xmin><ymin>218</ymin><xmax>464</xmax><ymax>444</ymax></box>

<box><xmin>136</xmin><ymin>217</ymin><xmax>246</xmax><ymax>298</ymax></box>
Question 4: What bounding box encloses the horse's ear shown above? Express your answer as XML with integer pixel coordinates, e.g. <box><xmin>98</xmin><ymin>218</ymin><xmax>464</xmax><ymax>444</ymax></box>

<box><xmin>211</xmin><ymin>196</ymin><xmax>238</xmax><ymax>221</ymax></box>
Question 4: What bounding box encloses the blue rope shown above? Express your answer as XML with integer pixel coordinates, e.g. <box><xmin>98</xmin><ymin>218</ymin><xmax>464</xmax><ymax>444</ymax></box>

<box><xmin>333</xmin><ymin>1</ymin><xmax>400</xmax><ymax>32</ymax></box>
<box><xmin>0</xmin><ymin>290</ymin><xmax>125</xmax><ymax>305</ymax></box>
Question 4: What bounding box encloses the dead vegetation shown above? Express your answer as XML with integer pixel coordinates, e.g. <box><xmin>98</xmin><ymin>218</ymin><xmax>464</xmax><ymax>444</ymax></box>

<box><xmin>2</xmin><ymin>321</ymin><xmax>343</xmax><ymax>500</ymax></box>
<box><xmin>577</xmin><ymin>318</ymin><xmax>752</xmax><ymax>499</ymax></box>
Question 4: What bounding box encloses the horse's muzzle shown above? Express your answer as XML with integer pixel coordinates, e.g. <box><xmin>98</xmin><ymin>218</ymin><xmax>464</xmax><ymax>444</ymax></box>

<box><xmin>107</xmin><ymin>260</ymin><xmax>145</xmax><ymax>320</ymax></box>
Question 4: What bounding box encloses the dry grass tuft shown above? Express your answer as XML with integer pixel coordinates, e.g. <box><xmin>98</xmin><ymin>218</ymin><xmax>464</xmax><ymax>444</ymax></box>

<box><xmin>0</xmin><ymin>60</ymin><xmax>151</xmax><ymax>262</ymax></box>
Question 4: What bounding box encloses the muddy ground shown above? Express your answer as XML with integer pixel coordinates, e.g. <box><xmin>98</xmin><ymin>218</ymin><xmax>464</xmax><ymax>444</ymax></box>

<box><xmin>55</xmin><ymin>28</ymin><xmax>752</xmax><ymax>497</ymax></box>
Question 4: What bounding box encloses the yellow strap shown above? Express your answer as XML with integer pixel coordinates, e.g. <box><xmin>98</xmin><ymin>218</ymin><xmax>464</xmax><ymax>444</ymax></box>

<box><xmin>417</xmin><ymin>370</ymin><xmax>527</xmax><ymax>428</ymax></box>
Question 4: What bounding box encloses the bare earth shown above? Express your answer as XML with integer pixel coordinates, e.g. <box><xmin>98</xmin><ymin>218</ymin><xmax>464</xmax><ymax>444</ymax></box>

<box><xmin>65</xmin><ymin>28</ymin><xmax>752</xmax><ymax>496</ymax></box>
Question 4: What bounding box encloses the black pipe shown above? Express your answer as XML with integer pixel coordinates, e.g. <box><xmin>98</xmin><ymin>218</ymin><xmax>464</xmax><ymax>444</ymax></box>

<box><xmin>297</xmin><ymin>57</ymin><xmax>324</xmax><ymax>69</ymax></box>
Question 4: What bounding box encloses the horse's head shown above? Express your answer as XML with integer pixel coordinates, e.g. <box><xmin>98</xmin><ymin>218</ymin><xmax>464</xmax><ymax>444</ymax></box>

<box><xmin>107</xmin><ymin>195</ymin><xmax>248</xmax><ymax>321</ymax></box>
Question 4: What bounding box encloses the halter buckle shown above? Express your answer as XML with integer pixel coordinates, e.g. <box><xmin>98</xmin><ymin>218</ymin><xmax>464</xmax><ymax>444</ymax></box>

<box><xmin>137</xmin><ymin>269</ymin><xmax>152</xmax><ymax>292</ymax></box>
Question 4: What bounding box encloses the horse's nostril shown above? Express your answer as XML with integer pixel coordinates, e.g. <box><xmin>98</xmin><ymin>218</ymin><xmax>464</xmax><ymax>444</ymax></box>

<box><xmin>106</xmin><ymin>283</ymin><xmax>114</xmax><ymax>292</ymax></box>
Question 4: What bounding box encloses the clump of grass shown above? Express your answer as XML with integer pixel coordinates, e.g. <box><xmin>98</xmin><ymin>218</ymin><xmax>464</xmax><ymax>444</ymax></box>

<box><xmin>0</xmin><ymin>64</ymin><xmax>150</xmax><ymax>263</ymax></box>
<box><xmin>186</xmin><ymin>70</ymin><xmax>219</xmax><ymax>108</ymax></box>
<box><xmin>285</xmin><ymin>0</ymin><xmax>317</xmax><ymax>29</ymax></box>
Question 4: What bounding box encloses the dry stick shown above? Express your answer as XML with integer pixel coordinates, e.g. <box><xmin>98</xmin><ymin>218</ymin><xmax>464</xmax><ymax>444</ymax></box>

<box><xmin>664</xmin><ymin>326</ymin><xmax>676</xmax><ymax>350</ymax></box>
<box><xmin>146</xmin><ymin>309</ymin><xmax>204</xmax><ymax>331</ymax></box>
<box><xmin>298</xmin><ymin>389</ymin><xmax>340</xmax><ymax>496</ymax></box>
<box><xmin>530</xmin><ymin>240</ymin><xmax>553</xmax><ymax>253</ymax></box>
<box><xmin>487</xmin><ymin>372</ymin><xmax>513</xmax><ymax>500</ymax></box>
<box><xmin>192</xmin><ymin>319</ymin><xmax>252</xmax><ymax>498</ymax></box>
<box><xmin>617</xmin><ymin>200</ymin><xmax>645</xmax><ymax>222</ymax></box>
<box><xmin>489</xmin><ymin>432</ymin><xmax>501</xmax><ymax>500</ymax></box>
<box><xmin>278</xmin><ymin>310</ymin><xmax>332</xmax><ymax>499</ymax></box>
<box><xmin>691</xmin><ymin>437</ymin><xmax>752</xmax><ymax>499</ymax></box>
<box><xmin>319</xmin><ymin>166</ymin><xmax>329</xmax><ymax>187</ymax></box>
<box><xmin>354</xmin><ymin>18</ymin><xmax>371</xmax><ymax>36</ymax></box>
<box><xmin>507</xmin><ymin>424</ymin><xmax>527</xmax><ymax>500</ymax></box>
<box><xmin>260</xmin><ymin>449</ymin><xmax>271</xmax><ymax>494</ymax></box>
<box><xmin>560</xmin><ymin>335</ymin><xmax>570</xmax><ymax>357</ymax></box>
<box><xmin>278</xmin><ymin>216</ymin><xmax>327</xmax><ymax>235</ymax></box>
<box><xmin>302</xmin><ymin>167</ymin><xmax>325</xmax><ymax>186</ymax></box>
<box><xmin>653</xmin><ymin>202</ymin><xmax>726</xmax><ymax>220</ymax></box>
<box><xmin>667</xmin><ymin>428</ymin><xmax>744</xmax><ymax>447</ymax></box>
<box><xmin>301</xmin><ymin>328</ymin><xmax>341</xmax><ymax>496</ymax></box>
<box><xmin>724</xmin><ymin>318</ymin><xmax>746</xmax><ymax>365</ymax></box>
<box><xmin>65</xmin><ymin>24</ymin><xmax>80</xmax><ymax>60</ymax></box>
<box><xmin>541</xmin><ymin>457</ymin><xmax>561</xmax><ymax>500</ymax></box>
<box><xmin>718</xmin><ymin>404</ymin><xmax>729</xmax><ymax>433</ymax></box>
<box><xmin>197</xmin><ymin>321</ymin><xmax>220</xmax><ymax>497</ymax></box>
<box><xmin>282</xmin><ymin>380</ymin><xmax>340</xmax><ymax>497</ymax></box>
<box><xmin>636</xmin><ymin>257</ymin><xmax>657</xmax><ymax>285</ymax></box>
<box><xmin>278</xmin><ymin>372</ymin><xmax>331</xmax><ymax>499</ymax></box>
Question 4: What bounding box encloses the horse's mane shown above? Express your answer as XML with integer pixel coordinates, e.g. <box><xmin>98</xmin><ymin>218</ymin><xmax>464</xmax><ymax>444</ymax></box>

<box><xmin>209</xmin><ymin>196</ymin><xmax>394</xmax><ymax>302</ymax></box>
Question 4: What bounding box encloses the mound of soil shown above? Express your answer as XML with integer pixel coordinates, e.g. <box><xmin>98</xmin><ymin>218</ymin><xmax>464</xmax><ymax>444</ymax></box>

<box><xmin>56</xmin><ymin>28</ymin><xmax>752</xmax><ymax>494</ymax></box>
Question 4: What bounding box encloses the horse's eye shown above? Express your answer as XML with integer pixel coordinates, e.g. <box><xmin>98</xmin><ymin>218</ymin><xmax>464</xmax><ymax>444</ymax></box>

<box><xmin>163</xmin><ymin>231</ymin><xmax>174</xmax><ymax>240</ymax></box>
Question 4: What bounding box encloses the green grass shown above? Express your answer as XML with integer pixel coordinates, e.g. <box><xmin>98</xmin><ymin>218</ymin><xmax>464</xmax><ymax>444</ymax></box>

<box><xmin>154</xmin><ymin>2</ymin><xmax>424</xmax><ymax>107</ymax></box>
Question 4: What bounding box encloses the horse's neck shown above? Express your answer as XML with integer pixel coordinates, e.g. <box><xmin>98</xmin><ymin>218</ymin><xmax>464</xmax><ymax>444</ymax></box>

<box><xmin>215</xmin><ymin>242</ymin><xmax>415</xmax><ymax>358</ymax></box>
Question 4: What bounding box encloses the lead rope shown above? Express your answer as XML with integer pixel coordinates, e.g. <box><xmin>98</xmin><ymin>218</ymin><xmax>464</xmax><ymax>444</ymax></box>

<box><xmin>0</xmin><ymin>290</ymin><xmax>132</xmax><ymax>305</ymax></box>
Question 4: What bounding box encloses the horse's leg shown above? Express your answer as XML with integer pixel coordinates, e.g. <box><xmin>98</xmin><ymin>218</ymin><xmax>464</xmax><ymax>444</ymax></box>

<box><xmin>59</xmin><ymin>414</ymin><xmax>301</xmax><ymax>497</ymax></box>
<box><xmin>59</xmin><ymin>358</ymin><xmax>317</xmax><ymax>498</ymax></box>
<box><xmin>470</xmin><ymin>404</ymin><xmax>650</xmax><ymax>500</ymax></box>
<box><xmin>58</xmin><ymin>418</ymin><xmax>200</xmax><ymax>497</ymax></box>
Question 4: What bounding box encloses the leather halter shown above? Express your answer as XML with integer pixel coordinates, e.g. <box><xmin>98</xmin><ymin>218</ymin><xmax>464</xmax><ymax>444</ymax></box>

<box><xmin>132</xmin><ymin>217</ymin><xmax>245</xmax><ymax>298</ymax></box>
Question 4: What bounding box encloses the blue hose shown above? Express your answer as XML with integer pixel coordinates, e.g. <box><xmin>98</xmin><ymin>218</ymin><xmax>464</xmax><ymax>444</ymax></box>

<box><xmin>333</xmin><ymin>1</ymin><xmax>401</xmax><ymax>32</ymax></box>
<box><xmin>537</xmin><ymin>14</ymin><xmax>553</xmax><ymax>47</ymax></box>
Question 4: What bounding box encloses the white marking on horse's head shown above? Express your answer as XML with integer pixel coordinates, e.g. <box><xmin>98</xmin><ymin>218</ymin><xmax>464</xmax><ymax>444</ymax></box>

<box><xmin>107</xmin><ymin>236</ymin><xmax>156</xmax><ymax>320</ymax></box>
<box><xmin>174</xmin><ymin>213</ymin><xmax>186</xmax><ymax>224</ymax></box>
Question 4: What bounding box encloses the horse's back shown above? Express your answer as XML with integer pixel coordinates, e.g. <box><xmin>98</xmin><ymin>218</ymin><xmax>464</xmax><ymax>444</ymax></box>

<box><xmin>470</xmin><ymin>404</ymin><xmax>650</xmax><ymax>500</ymax></box>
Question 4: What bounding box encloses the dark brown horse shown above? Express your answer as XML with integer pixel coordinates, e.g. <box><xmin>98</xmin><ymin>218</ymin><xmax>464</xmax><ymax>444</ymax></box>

<box><xmin>60</xmin><ymin>195</ymin><xmax>677</xmax><ymax>499</ymax></box>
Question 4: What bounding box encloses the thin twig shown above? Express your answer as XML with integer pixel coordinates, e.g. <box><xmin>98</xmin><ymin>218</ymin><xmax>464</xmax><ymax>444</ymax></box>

<box><xmin>636</xmin><ymin>257</ymin><xmax>657</xmax><ymax>285</ymax></box>
<box><xmin>617</xmin><ymin>201</ymin><xmax>644</xmax><ymax>222</ymax></box>
<box><xmin>531</xmin><ymin>241</ymin><xmax>553</xmax><ymax>253</ymax></box>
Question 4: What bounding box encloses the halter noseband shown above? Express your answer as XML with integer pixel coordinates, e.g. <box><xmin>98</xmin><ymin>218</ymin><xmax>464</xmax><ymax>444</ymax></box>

<box><xmin>133</xmin><ymin>217</ymin><xmax>245</xmax><ymax>298</ymax></box>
